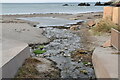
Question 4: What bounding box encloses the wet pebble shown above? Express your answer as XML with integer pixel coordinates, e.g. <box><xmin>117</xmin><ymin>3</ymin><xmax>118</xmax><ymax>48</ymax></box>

<box><xmin>40</xmin><ymin>27</ymin><xmax>95</xmax><ymax>78</ymax></box>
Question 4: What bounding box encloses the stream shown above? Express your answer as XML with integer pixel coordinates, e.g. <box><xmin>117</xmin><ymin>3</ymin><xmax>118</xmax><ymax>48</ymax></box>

<box><xmin>41</xmin><ymin>27</ymin><xmax>95</xmax><ymax>78</ymax></box>
<box><xmin>21</xmin><ymin>17</ymin><xmax>95</xmax><ymax>79</ymax></box>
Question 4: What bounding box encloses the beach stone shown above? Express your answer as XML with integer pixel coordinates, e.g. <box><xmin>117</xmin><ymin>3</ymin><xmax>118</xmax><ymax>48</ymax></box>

<box><xmin>87</xmin><ymin>20</ymin><xmax>96</xmax><ymax>27</ymax></box>
<box><xmin>102</xmin><ymin>39</ymin><xmax>111</xmax><ymax>48</ymax></box>
<box><xmin>70</xmin><ymin>25</ymin><xmax>80</xmax><ymax>30</ymax></box>
<box><xmin>69</xmin><ymin>18</ymin><xmax>78</xmax><ymax>20</ymax></box>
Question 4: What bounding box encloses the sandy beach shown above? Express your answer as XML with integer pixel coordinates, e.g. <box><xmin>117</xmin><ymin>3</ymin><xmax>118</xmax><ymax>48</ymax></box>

<box><xmin>1</xmin><ymin>12</ymin><xmax>103</xmax><ymax>44</ymax></box>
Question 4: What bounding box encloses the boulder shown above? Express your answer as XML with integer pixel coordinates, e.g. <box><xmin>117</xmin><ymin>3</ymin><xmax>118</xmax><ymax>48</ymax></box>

<box><xmin>78</xmin><ymin>3</ymin><xmax>90</xmax><ymax>6</ymax></box>
<box><xmin>87</xmin><ymin>20</ymin><xmax>96</xmax><ymax>27</ymax></box>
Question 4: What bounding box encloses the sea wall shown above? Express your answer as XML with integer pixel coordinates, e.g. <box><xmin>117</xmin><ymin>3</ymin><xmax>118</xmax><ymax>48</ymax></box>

<box><xmin>103</xmin><ymin>6</ymin><xmax>120</xmax><ymax>25</ymax></box>
<box><xmin>103</xmin><ymin>6</ymin><xmax>113</xmax><ymax>20</ymax></box>
<box><xmin>113</xmin><ymin>7</ymin><xmax>120</xmax><ymax>25</ymax></box>
<box><xmin>111</xmin><ymin>28</ymin><xmax>120</xmax><ymax>51</ymax></box>
<box><xmin>1</xmin><ymin>39</ymin><xmax>30</xmax><ymax>78</ymax></box>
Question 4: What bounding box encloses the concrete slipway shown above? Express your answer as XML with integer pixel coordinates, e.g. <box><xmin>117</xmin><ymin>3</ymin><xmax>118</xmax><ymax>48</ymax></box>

<box><xmin>92</xmin><ymin>46</ymin><xmax>120</xmax><ymax>79</ymax></box>
<box><xmin>1</xmin><ymin>38</ymin><xmax>30</xmax><ymax>78</ymax></box>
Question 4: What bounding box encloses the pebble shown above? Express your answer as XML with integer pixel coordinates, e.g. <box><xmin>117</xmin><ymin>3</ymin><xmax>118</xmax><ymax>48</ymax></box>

<box><xmin>34</xmin><ymin>27</ymin><xmax>96</xmax><ymax>78</ymax></box>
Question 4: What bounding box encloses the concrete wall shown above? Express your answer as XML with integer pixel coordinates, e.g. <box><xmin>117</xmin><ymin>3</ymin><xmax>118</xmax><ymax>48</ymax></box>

<box><xmin>92</xmin><ymin>47</ymin><xmax>119</xmax><ymax>78</ymax></box>
<box><xmin>103</xmin><ymin>7</ymin><xmax>120</xmax><ymax>25</ymax></box>
<box><xmin>103</xmin><ymin>6</ymin><xmax>113</xmax><ymax>20</ymax></box>
<box><xmin>113</xmin><ymin>7</ymin><xmax>120</xmax><ymax>25</ymax></box>
<box><xmin>1</xmin><ymin>38</ymin><xmax>30</xmax><ymax>78</ymax></box>
<box><xmin>111</xmin><ymin>28</ymin><xmax>120</xmax><ymax>51</ymax></box>
<box><xmin>2</xmin><ymin>46</ymin><xmax>30</xmax><ymax>78</ymax></box>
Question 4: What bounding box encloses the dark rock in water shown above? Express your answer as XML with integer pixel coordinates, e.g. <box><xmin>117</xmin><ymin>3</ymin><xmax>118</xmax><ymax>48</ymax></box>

<box><xmin>95</xmin><ymin>2</ymin><xmax>104</xmax><ymax>6</ymax></box>
<box><xmin>95</xmin><ymin>1</ymin><xmax>113</xmax><ymax>6</ymax></box>
<box><xmin>78</xmin><ymin>3</ymin><xmax>90</xmax><ymax>6</ymax></box>
<box><xmin>114</xmin><ymin>3</ymin><xmax>120</xmax><ymax>7</ymax></box>
<box><xmin>63</xmin><ymin>4</ymin><xmax>69</xmax><ymax>6</ymax></box>
<box><xmin>104</xmin><ymin>2</ymin><xmax>113</xmax><ymax>6</ymax></box>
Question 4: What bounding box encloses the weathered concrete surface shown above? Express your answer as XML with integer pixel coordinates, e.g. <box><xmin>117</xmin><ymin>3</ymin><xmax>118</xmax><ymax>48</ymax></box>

<box><xmin>103</xmin><ymin>6</ymin><xmax>113</xmax><ymax>20</ymax></box>
<box><xmin>92</xmin><ymin>46</ymin><xmax>119</xmax><ymax>78</ymax></box>
<box><xmin>111</xmin><ymin>28</ymin><xmax>120</xmax><ymax>51</ymax></box>
<box><xmin>112</xmin><ymin>7</ymin><xmax>120</xmax><ymax>25</ymax></box>
<box><xmin>103</xmin><ymin>7</ymin><xmax>120</xmax><ymax>25</ymax></box>
<box><xmin>1</xmin><ymin>38</ymin><xmax>30</xmax><ymax>78</ymax></box>
<box><xmin>102</xmin><ymin>39</ymin><xmax>111</xmax><ymax>48</ymax></box>
<box><xmin>2</xmin><ymin>23</ymin><xmax>49</xmax><ymax>44</ymax></box>
<box><xmin>0</xmin><ymin>23</ymin><xmax>2</xmax><ymax>80</ymax></box>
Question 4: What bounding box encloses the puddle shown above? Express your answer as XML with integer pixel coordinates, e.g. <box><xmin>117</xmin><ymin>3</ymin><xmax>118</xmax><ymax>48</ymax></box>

<box><xmin>18</xmin><ymin>17</ymin><xmax>83</xmax><ymax>27</ymax></box>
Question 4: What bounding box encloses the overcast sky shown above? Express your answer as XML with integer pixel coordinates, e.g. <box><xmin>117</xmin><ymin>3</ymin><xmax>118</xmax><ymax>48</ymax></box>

<box><xmin>1</xmin><ymin>0</ymin><xmax>109</xmax><ymax>3</ymax></box>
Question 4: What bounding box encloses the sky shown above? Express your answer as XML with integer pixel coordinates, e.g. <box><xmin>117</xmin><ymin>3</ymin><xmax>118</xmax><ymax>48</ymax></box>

<box><xmin>1</xmin><ymin>0</ymin><xmax>109</xmax><ymax>3</ymax></box>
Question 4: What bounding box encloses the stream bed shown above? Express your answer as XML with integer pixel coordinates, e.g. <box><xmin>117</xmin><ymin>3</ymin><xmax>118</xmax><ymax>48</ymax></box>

<box><xmin>20</xmin><ymin>17</ymin><xmax>95</xmax><ymax>79</ymax></box>
<box><xmin>31</xmin><ymin>27</ymin><xmax>95</xmax><ymax>79</ymax></box>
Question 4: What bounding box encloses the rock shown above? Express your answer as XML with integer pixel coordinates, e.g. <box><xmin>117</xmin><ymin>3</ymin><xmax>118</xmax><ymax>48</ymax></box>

<box><xmin>63</xmin><ymin>53</ymin><xmax>71</xmax><ymax>57</ymax></box>
<box><xmin>70</xmin><ymin>25</ymin><xmax>80</xmax><ymax>30</ymax></box>
<box><xmin>104</xmin><ymin>2</ymin><xmax>113</xmax><ymax>6</ymax></box>
<box><xmin>77</xmin><ymin>49</ymin><xmax>88</xmax><ymax>54</ymax></box>
<box><xmin>87</xmin><ymin>20</ymin><xmax>96</xmax><ymax>28</ymax></box>
<box><xmin>80</xmin><ymin>70</ymin><xmax>88</xmax><ymax>75</ymax></box>
<box><xmin>95</xmin><ymin>1</ymin><xmax>113</xmax><ymax>6</ymax></box>
<box><xmin>78</xmin><ymin>3</ymin><xmax>90</xmax><ymax>6</ymax></box>
<box><xmin>63</xmin><ymin>4</ymin><xmax>69</xmax><ymax>6</ymax></box>
<box><xmin>114</xmin><ymin>3</ymin><xmax>120</xmax><ymax>7</ymax></box>
<box><xmin>33</xmin><ymin>24</ymin><xmax>36</xmax><ymax>27</ymax></box>
<box><xmin>95</xmin><ymin>2</ymin><xmax>104</xmax><ymax>6</ymax></box>
<box><xmin>64</xmin><ymin>47</ymin><xmax>68</xmax><ymax>50</ymax></box>
<box><xmin>69</xmin><ymin>18</ymin><xmax>78</xmax><ymax>20</ymax></box>
<box><xmin>102</xmin><ymin>39</ymin><xmax>111</xmax><ymax>48</ymax></box>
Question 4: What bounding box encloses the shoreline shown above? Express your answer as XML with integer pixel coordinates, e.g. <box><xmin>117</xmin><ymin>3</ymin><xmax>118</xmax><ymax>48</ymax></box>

<box><xmin>1</xmin><ymin>11</ymin><xmax>103</xmax><ymax>16</ymax></box>
<box><xmin>1</xmin><ymin>12</ymin><xmax>103</xmax><ymax>26</ymax></box>
<box><xmin>2</xmin><ymin>11</ymin><xmax>103</xmax><ymax>78</ymax></box>
<box><xmin>2</xmin><ymin>11</ymin><xmax>103</xmax><ymax>47</ymax></box>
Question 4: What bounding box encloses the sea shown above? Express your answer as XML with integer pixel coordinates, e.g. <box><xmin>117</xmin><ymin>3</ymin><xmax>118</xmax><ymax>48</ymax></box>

<box><xmin>1</xmin><ymin>2</ymin><xmax>104</xmax><ymax>15</ymax></box>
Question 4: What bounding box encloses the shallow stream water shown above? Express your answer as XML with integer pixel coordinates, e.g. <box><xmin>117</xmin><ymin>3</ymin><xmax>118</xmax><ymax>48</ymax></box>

<box><xmin>18</xmin><ymin>17</ymin><xmax>83</xmax><ymax>27</ymax></box>
<box><xmin>41</xmin><ymin>28</ymin><xmax>95</xmax><ymax>78</ymax></box>
<box><xmin>20</xmin><ymin>17</ymin><xmax>95</xmax><ymax>78</ymax></box>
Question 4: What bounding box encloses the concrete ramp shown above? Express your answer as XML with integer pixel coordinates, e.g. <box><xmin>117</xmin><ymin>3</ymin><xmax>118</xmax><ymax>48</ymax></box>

<box><xmin>92</xmin><ymin>47</ymin><xmax>119</xmax><ymax>79</ymax></box>
<box><xmin>1</xmin><ymin>38</ymin><xmax>30</xmax><ymax>78</ymax></box>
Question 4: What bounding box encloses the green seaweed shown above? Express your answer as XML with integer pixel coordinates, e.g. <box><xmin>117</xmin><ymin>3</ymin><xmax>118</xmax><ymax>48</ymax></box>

<box><xmin>83</xmin><ymin>61</ymin><xmax>88</xmax><ymax>65</ymax></box>
<box><xmin>33</xmin><ymin>49</ymin><xmax>46</xmax><ymax>55</ymax></box>
<box><xmin>38</xmin><ymin>45</ymin><xmax>44</xmax><ymax>49</ymax></box>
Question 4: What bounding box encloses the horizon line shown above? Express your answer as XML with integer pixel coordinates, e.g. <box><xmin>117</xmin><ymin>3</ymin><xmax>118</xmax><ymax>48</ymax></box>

<box><xmin>1</xmin><ymin>1</ymin><xmax>107</xmax><ymax>3</ymax></box>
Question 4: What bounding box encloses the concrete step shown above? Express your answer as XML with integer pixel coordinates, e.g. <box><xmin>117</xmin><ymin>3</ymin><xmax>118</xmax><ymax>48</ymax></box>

<box><xmin>1</xmin><ymin>38</ymin><xmax>30</xmax><ymax>78</ymax></box>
